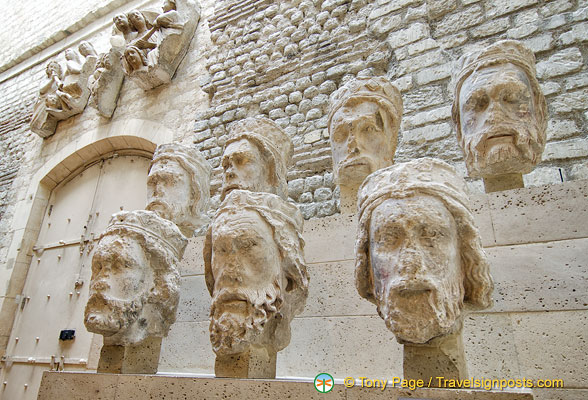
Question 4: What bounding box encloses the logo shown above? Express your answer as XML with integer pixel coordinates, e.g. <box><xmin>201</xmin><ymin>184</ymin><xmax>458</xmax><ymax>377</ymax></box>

<box><xmin>314</xmin><ymin>373</ymin><xmax>334</xmax><ymax>393</ymax></box>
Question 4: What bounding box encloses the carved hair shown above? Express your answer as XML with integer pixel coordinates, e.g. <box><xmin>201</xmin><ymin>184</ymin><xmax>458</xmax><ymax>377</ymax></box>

<box><xmin>46</xmin><ymin>60</ymin><xmax>63</xmax><ymax>78</ymax></box>
<box><xmin>355</xmin><ymin>158</ymin><xmax>493</xmax><ymax>309</ymax></box>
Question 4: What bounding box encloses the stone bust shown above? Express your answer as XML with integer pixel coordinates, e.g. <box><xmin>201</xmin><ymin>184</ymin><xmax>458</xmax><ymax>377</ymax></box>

<box><xmin>355</xmin><ymin>158</ymin><xmax>494</xmax><ymax>344</ymax></box>
<box><xmin>84</xmin><ymin>210</ymin><xmax>186</xmax><ymax>346</ymax></box>
<box><xmin>328</xmin><ymin>77</ymin><xmax>403</xmax><ymax>188</ymax></box>
<box><xmin>452</xmin><ymin>40</ymin><xmax>547</xmax><ymax>180</ymax></box>
<box><xmin>204</xmin><ymin>189</ymin><xmax>309</xmax><ymax>356</ymax></box>
<box><xmin>146</xmin><ymin>143</ymin><xmax>211</xmax><ymax>237</ymax></box>
<box><xmin>221</xmin><ymin>117</ymin><xmax>293</xmax><ymax>201</ymax></box>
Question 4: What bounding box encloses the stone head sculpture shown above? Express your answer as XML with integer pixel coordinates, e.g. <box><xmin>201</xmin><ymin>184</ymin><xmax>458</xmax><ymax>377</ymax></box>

<box><xmin>84</xmin><ymin>210</ymin><xmax>186</xmax><ymax>345</ymax></box>
<box><xmin>45</xmin><ymin>60</ymin><xmax>63</xmax><ymax>79</ymax></box>
<box><xmin>328</xmin><ymin>77</ymin><xmax>403</xmax><ymax>187</ymax></box>
<box><xmin>355</xmin><ymin>158</ymin><xmax>493</xmax><ymax>344</ymax></box>
<box><xmin>204</xmin><ymin>190</ymin><xmax>309</xmax><ymax>356</ymax></box>
<box><xmin>113</xmin><ymin>13</ymin><xmax>132</xmax><ymax>34</ymax></box>
<box><xmin>221</xmin><ymin>117</ymin><xmax>293</xmax><ymax>201</ymax></box>
<box><xmin>146</xmin><ymin>143</ymin><xmax>212</xmax><ymax>237</ymax></box>
<box><xmin>452</xmin><ymin>40</ymin><xmax>547</xmax><ymax>179</ymax></box>
<box><xmin>122</xmin><ymin>45</ymin><xmax>148</xmax><ymax>73</ymax></box>
<box><xmin>78</xmin><ymin>41</ymin><xmax>97</xmax><ymax>58</ymax></box>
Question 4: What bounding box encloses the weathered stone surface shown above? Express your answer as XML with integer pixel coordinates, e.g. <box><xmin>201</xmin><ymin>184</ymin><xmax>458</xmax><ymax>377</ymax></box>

<box><xmin>31</xmin><ymin>42</ymin><xmax>97</xmax><ymax>138</ymax></box>
<box><xmin>387</xmin><ymin>23</ymin><xmax>430</xmax><ymax>49</ymax></box>
<box><xmin>84</xmin><ymin>210</ymin><xmax>186</xmax><ymax>346</ymax></box>
<box><xmin>511</xmin><ymin>310</ymin><xmax>588</xmax><ymax>387</ymax></box>
<box><xmin>355</xmin><ymin>158</ymin><xmax>493</xmax><ymax>344</ymax></box>
<box><xmin>220</xmin><ymin>117</ymin><xmax>292</xmax><ymax>201</ymax></box>
<box><xmin>146</xmin><ymin>143</ymin><xmax>211</xmax><ymax>237</ymax></box>
<box><xmin>485</xmin><ymin>238</ymin><xmax>588</xmax><ymax>313</ymax></box>
<box><xmin>452</xmin><ymin>40</ymin><xmax>547</xmax><ymax>182</ymax></box>
<box><xmin>114</xmin><ymin>0</ymin><xmax>201</xmax><ymax>90</ymax></box>
<box><xmin>88</xmin><ymin>48</ymin><xmax>124</xmax><ymax>118</ymax></box>
<box><xmin>37</xmin><ymin>371</ymin><xmax>536</xmax><ymax>399</ymax></box>
<box><xmin>536</xmin><ymin>47</ymin><xmax>584</xmax><ymax>79</ymax></box>
<box><xmin>204</xmin><ymin>190</ymin><xmax>308</xmax><ymax>377</ymax></box>
<box><xmin>328</xmin><ymin>77</ymin><xmax>402</xmax><ymax>204</ymax></box>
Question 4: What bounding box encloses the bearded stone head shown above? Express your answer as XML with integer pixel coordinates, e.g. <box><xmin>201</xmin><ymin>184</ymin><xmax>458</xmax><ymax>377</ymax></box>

<box><xmin>146</xmin><ymin>143</ymin><xmax>211</xmax><ymax>237</ymax></box>
<box><xmin>452</xmin><ymin>40</ymin><xmax>547</xmax><ymax>179</ymax></box>
<box><xmin>204</xmin><ymin>190</ymin><xmax>309</xmax><ymax>356</ymax></box>
<box><xmin>84</xmin><ymin>210</ymin><xmax>186</xmax><ymax>346</ymax></box>
<box><xmin>328</xmin><ymin>77</ymin><xmax>402</xmax><ymax>188</ymax></box>
<box><xmin>355</xmin><ymin>158</ymin><xmax>493</xmax><ymax>344</ymax></box>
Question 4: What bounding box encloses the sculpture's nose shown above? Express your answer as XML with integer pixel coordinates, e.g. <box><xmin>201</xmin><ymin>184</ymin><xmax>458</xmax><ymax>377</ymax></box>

<box><xmin>396</xmin><ymin>247</ymin><xmax>427</xmax><ymax>277</ymax></box>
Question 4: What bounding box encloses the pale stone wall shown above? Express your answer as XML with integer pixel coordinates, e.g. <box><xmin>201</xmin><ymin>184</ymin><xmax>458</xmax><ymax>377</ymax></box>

<box><xmin>0</xmin><ymin>0</ymin><xmax>587</xmax><ymax>398</ymax></box>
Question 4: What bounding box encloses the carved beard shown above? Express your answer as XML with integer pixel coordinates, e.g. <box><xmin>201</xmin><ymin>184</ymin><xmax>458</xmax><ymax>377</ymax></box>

<box><xmin>463</xmin><ymin>118</ymin><xmax>542</xmax><ymax>177</ymax></box>
<box><xmin>209</xmin><ymin>279</ymin><xmax>283</xmax><ymax>355</ymax></box>
<box><xmin>146</xmin><ymin>198</ymin><xmax>178</xmax><ymax>222</ymax></box>
<box><xmin>376</xmin><ymin>276</ymin><xmax>464</xmax><ymax>344</ymax></box>
<box><xmin>84</xmin><ymin>292</ymin><xmax>143</xmax><ymax>336</ymax></box>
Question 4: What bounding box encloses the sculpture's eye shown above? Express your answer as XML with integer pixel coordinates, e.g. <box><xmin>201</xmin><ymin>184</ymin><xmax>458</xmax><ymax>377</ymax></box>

<box><xmin>221</xmin><ymin>157</ymin><xmax>229</xmax><ymax>170</ymax></box>
<box><xmin>475</xmin><ymin>95</ymin><xmax>489</xmax><ymax>111</ymax></box>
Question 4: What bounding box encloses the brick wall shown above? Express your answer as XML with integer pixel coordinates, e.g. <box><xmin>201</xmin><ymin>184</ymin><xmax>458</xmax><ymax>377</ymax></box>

<box><xmin>0</xmin><ymin>0</ymin><xmax>129</xmax><ymax>73</ymax></box>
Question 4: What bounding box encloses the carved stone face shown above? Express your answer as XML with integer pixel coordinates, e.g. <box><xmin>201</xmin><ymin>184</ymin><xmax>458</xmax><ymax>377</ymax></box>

<box><xmin>113</xmin><ymin>13</ymin><xmax>131</xmax><ymax>32</ymax></box>
<box><xmin>128</xmin><ymin>10</ymin><xmax>147</xmax><ymax>31</ymax></box>
<box><xmin>369</xmin><ymin>195</ymin><xmax>464</xmax><ymax>343</ymax></box>
<box><xmin>209</xmin><ymin>209</ymin><xmax>283</xmax><ymax>355</ymax></box>
<box><xmin>125</xmin><ymin>47</ymin><xmax>145</xmax><ymax>71</ymax></box>
<box><xmin>221</xmin><ymin>138</ymin><xmax>271</xmax><ymax>198</ymax></box>
<box><xmin>458</xmin><ymin>63</ymin><xmax>541</xmax><ymax>177</ymax></box>
<box><xmin>85</xmin><ymin>234</ymin><xmax>151</xmax><ymax>336</ymax></box>
<box><xmin>64</xmin><ymin>49</ymin><xmax>76</xmax><ymax>61</ymax></box>
<box><xmin>146</xmin><ymin>157</ymin><xmax>194</xmax><ymax>227</ymax></box>
<box><xmin>330</xmin><ymin>99</ymin><xmax>395</xmax><ymax>186</ymax></box>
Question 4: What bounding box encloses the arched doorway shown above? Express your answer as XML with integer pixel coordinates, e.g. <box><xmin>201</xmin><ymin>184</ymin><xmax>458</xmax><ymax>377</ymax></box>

<box><xmin>1</xmin><ymin>141</ymin><xmax>160</xmax><ymax>399</ymax></box>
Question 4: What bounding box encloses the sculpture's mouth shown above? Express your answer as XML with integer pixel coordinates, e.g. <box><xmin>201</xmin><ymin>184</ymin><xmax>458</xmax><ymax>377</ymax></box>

<box><xmin>395</xmin><ymin>288</ymin><xmax>432</xmax><ymax>298</ymax></box>
<box><xmin>486</xmin><ymin>133</ymin><xmax>514</xmax><ymax>144</ymax></box>
<box><xmin>340</xmin><ymin>157</ymin><xmax>369</xmax><ymax>169</ymax></box>
<box><xmin>387</xmin><ymin>281</ymin><xmax>434</xmax><ymax>297</ymax></box>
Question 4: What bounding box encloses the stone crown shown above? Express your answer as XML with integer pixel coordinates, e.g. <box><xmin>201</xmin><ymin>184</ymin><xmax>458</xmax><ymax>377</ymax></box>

<box><xmin>102</xmin><ymin>210</ymin><xmax>187</xmax><ymax>260</ymax></box>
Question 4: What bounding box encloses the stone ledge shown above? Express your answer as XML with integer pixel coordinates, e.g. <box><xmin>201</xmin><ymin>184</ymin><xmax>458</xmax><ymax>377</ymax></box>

<box><xmin>37</xmin><ymin>371</ymin><xmax>534</xmax><ymax>399</ymax></box>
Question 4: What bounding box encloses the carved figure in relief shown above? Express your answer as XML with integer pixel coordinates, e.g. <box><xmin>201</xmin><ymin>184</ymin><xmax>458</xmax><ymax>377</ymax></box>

<box><xmin>221</xmin><ymin>117</ymin><xmax>293</xmax><ymax>201</ymax></box>
<box><xmin>204</xmin><ymin>190</ymin><xmax>309</xmax><ymax>356</ymax></box>
<box><xmin>328</xmin><ymin>77</ymin><xmax>403</xmax><ymax>188</ymax></box>
<box><xmin>84</xmin><ymin>210</ymin><xmax>186</xmax><ymax>346</ymax></box>
<box><xmin>88</xmin><ymin>48</ymin><xmax>125</xmax><ymax>118</ymax></box>
<box><xmin>355</xmin><ymin>158</ymin><xmax>493</xmax><ymax>344</ymax></box>
<box><xmin>112</xmin><ymin>0</ymin><xmax>201</xmax><ymax>90</ymax></box>
<box><xmin>452</xmin><ymin>40</ymin><xmax>547</xmax><ymax>181</ymax></box>
<box><xmin>30</xmin><ymin>43</ymin><xmax>97</xmax><ymax>138</ymax></box>
<box><xmin>146</xmin><ymin>143</ymin><xmax>212</xmax><ymax>237</ymax></box>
